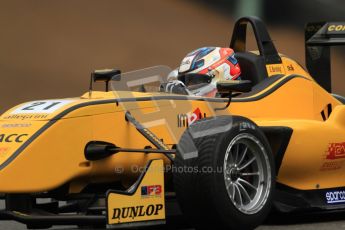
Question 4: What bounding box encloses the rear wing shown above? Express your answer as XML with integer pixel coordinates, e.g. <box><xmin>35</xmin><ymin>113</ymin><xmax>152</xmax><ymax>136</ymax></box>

<box><xmin>305</xmin><ymin>22</ymin><xmax>345</xmax><ymax>92</ymax></box>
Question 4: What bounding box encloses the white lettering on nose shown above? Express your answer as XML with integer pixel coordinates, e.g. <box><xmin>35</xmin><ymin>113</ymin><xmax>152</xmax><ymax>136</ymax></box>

<box><xmin>326</xmin><ymin>190</ymin><xmax>345</xmax><ymax>204</ymax></box>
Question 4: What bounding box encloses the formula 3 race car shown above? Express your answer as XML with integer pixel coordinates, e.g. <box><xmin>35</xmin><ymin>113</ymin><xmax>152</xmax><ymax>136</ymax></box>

<box><xmin>1</xmin><ymin>16</ymin><xmax>345</xmax><ymax>230</ymax></box>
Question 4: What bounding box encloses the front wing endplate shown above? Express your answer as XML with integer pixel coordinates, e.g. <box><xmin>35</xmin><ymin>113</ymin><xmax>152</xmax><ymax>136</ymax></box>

<box><xmin>106</xmin><ymin>159</ymin><xmax>165</xmax><ymax>227</ymax></box>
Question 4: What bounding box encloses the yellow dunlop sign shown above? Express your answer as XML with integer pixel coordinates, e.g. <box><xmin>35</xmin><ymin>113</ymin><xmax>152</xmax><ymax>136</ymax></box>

<box><xmin>107</xmin><ymin>159</ymin><xmax>165</xmax><ymax>226</ymax></box>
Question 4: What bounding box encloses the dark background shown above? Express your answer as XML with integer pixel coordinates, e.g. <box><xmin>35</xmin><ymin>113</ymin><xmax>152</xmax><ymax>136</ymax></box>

<box><xmin>0</xmin><ymin>0</ymin><xmax>344</xmax><ymax>112</ymax></box>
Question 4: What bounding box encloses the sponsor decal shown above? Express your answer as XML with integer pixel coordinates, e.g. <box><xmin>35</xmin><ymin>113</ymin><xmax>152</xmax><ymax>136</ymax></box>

<box><xmin>177</xmin><ymin>108</ymin><xmax>206</xmax><ymax>127</ymax></box>
<box><xmin>320</xmin><ymin>142</ymin><xmax>345</xmax><ymax>171</ymax></box>
<box><xmin>10</xmin><ymin>100</ymin><xmax>74</xmax><ymax>115</ymax></box>
<box><xmin>286</xmin><ymin>64</ymin><xmax>295</xmax><ymax>71</ymax></box>
<box><xmin>239</xmin><ymin>122</ymin><xmax>256</xmax><ymax>131</ymax></box>
<box><xmin>268</xmin><ymin>65</ymin><xmax>283</xmax><ymax>73</ymax></box>
<box><xmin>328</xmin><ymin>24</ymin><xmax>345</xmax><ymax>32</ymax></box>
<box><xmin>181</xmin><ymin>59</ymin><xmax>191</xmax><ymax>65</ymax></box>
<box><xmin>320</xmin><ymin>161</ymin><xmax>345</xmax><ymax>171</ymax></box>
<box><xmin>141</xmin><ymin>185</ymin><xmax>162</xmax><ymax>198</ymax></box>
<box><xmin>0</xmin><ymin>134</ymin><xmax>28</xmax><ymax>143</ymax></box>
<box><xmin>179</xmin><ymin>56</ymin><xmax>195</xmax><ymax>72</ymax></box>
<box><xmin>326</xmin><ymin>142</ymin><xmax>345</xmax><ymax>160</ymax></box>
<box><xmin>326</xmin><ymin>23</ymin><xmax>345</xmax><ymax>36</ymax></box>
<box><xmin>111</xmin><ymin>204</ymin><xmax>164</xmax><ymax>221</ymax></box>
<box><xmin>326</xmin><ymin>190</ymin><xmax>345</xmax><ymax>204</ymax></box>
<box><xmin>142</xmin><ymin>128</ymin><xmax>169</xmax><ymax>150</ymax></box>
<box><xmin>1</xmin><ymin>123</ymin><xmax>32</xmax><ymax>128</ymax></box>
<box><xmin>3</xmin><ymin>114</ymin><xmax>48</xmax><ymax>120</ymax></box>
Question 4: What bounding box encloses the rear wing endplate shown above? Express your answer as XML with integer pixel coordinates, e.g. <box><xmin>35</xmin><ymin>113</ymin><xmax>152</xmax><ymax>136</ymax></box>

<box><xmin>305</xmin><ymin>22</ymin><xmax>345</xmax><ymax>92</ymax></box>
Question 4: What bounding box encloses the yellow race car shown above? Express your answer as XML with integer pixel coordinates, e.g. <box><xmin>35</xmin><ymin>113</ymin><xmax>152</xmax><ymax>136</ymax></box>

<box><xmin>0</xmin><ymin>16</ymin><xmax>345</xmax><ymax>230</ymax></box>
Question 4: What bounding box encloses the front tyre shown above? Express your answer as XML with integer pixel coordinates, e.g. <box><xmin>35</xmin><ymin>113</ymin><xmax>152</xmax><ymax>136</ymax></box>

<box><xmin>174</xmin><ymin>116</ymin><xmax>275</xmax><ymax>230</ymax></box>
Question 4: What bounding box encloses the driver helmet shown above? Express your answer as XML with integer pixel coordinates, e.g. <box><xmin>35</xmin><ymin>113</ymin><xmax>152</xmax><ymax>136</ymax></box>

<box><xmin>177</xmin><ymin>47</ymin><xmax>241</xmax><ymax>97</ymax></box>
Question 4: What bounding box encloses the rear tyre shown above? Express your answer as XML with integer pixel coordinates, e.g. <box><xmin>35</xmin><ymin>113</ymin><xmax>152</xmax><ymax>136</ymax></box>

<box><xmin>174</xmin><ymin>116</ymin><xmax>275</xmax><ymax>230</ymax></box>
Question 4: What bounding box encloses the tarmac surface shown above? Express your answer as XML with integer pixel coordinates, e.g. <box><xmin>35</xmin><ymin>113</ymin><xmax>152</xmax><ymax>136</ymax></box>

<box><xmin>2</xmin><ymin>200</ymin><xmax>345</xmax><ymax>230</ymax></box>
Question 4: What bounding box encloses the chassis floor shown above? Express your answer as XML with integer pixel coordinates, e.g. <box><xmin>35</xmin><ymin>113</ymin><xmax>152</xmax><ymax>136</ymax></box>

<box><xmin>2</xmin><ymin>200</ymin><xmax>345</xmax><ymax>230</ymax></box>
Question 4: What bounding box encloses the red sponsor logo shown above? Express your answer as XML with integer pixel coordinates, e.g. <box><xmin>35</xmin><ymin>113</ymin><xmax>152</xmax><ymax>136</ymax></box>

<box><xmin>188</xmin><ymin>108</ymin><xmax>202</xmax><ymax>125</ymax></box>
<box><xmin>177</xmin><ymin>108</ymin><xmax>206</xmax><ymax>127</ymax></box>
<box><xmin>326</xmin><ymin>142</ymin><xmax>345</xmax><ymax>160</ymax></box>
<box><xmin>141</xmin><ymin>185</ymin><xmax>162</xmax><ymax>197</ymax></box>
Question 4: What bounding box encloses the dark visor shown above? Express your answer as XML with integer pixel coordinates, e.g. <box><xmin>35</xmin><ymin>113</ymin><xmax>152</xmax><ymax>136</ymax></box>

<box><xmin>178</xmin><ymin>73</ymin><xmax>212</xmax><ymax>87</ymax></box>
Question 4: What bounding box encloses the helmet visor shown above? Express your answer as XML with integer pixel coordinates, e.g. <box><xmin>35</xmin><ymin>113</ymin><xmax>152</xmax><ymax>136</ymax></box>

<box><xmin>178</xmin><ymin>73</ymin><xmax>213</xmax><ymax>87</ymax></box>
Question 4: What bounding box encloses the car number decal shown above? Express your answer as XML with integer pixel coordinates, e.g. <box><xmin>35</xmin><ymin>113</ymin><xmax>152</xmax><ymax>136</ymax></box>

<box><xmin>11</xmin><ymin>100</ymin><xmax>75</xmax><ymax>114</ymax></box>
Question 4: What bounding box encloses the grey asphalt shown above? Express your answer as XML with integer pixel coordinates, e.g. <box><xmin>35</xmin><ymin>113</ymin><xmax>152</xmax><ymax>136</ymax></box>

<box><xmin>2</xmin><ymin>200</ymin><xmax>345</xmax><ymax>230</ymax></box>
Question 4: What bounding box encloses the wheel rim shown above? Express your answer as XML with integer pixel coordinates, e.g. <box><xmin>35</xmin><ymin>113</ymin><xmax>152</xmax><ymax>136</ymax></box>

<box><xmin>223</xmin><ymin>133</ymin><xmax>272</xmax><ymax>215</ymax></box>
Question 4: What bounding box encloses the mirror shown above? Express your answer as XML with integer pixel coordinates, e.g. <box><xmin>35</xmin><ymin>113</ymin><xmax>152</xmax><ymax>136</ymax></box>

<box><xmin>216</xmin><ymin>80</ymin><xmax>252</xmax><ymax>94</ymax></box>
<box><xmin>85</xmin><ymin>141</ymin><xmax>117</xmax><ymax>161</ymax></box>
<box><xmin>89</xmin><ymin>69</ymin><xmax>121</xmax><ymax>93</ymax></box>
<box><xmin>93</xmin><ymin>69</ymin><xmax>121</xmax><ymax>82</ymax></box>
